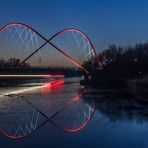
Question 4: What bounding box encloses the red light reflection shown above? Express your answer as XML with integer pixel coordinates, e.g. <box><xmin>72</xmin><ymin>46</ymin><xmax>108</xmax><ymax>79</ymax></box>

<box><xmin>40</xmin><ymin>80</ymin><xmax>64</xmax><ymax>94</ymax></box>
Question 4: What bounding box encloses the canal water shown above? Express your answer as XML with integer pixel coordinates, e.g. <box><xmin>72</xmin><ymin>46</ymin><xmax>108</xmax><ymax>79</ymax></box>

<box><xmin>0</xmin><ymin>77</ymin><xmax>148</xmax><ymax>148</ymax></box>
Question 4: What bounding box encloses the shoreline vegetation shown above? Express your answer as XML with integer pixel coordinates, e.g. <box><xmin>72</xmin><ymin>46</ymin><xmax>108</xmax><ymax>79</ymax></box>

<box><xmin>84</xmin><ymin>42</ymin><xmax>148</xmax><ymax>80</ymax></box>
<box><xmin>81</xmin><ymin>42</ymin><xmax>148</xmax><ymax>91</ymax></box>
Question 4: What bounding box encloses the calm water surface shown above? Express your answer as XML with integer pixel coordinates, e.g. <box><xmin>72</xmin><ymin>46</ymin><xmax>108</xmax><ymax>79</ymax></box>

<box><xmin>0</xmin><ymin>77</ymin><xmax>148</xmax><ymax>148</ymax></box>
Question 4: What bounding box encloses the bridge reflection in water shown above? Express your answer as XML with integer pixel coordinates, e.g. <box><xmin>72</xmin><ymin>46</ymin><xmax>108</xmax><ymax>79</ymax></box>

<box><xmin>0</xmin><ymin>78</ymin><xmax>148</xmax><ymax>139</ymax></box>
<box><xmin>0</xmin><ymin>78</ymin><xmax>95</xmax><ymax>139</ymax></box>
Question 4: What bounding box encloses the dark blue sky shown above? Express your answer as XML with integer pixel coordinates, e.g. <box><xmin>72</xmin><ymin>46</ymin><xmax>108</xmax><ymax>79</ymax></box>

<box><xmin>1</xmin><ymin>0</ymin><xmax>148</xmax><ymax>51</ymax></box>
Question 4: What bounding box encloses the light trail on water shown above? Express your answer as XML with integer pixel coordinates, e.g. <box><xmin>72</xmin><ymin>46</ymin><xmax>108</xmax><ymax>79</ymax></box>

<box><xmin>0</xmin><ymin>80</ymin><xmax>64</xmax><ymax>98</ymax></box>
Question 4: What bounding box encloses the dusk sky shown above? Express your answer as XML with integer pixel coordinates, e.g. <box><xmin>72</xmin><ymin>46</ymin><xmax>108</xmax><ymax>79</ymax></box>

<box><xmin>1</xmin><ymin>0</ymin><xmax>148</xmax><ymax>52</ymax></box>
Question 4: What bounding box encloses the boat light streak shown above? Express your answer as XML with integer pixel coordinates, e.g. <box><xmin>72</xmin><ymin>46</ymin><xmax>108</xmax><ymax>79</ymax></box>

<box><xmin>0</xmin><ymin>74</ymin><xmax>64</xmax><ymax>78</ymax></box>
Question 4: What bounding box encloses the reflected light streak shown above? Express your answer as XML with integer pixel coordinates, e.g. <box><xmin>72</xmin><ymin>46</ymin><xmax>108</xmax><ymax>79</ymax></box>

<box><xmin>40</xmin><ymin>80</ymin><xmax>64</xmax><ymax>94</ymax></box>
<box><xmin>0</xmin><ymin>80</ymin><xmax>64</xmax><ymax>97</ymax></box>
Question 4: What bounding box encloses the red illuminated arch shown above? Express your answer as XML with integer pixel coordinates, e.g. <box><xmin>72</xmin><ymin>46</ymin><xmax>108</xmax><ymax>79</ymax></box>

<box><xmin>0</xmin><ymin>22</ymin><xmax>103</xmax><ymax>74</ymax></box>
